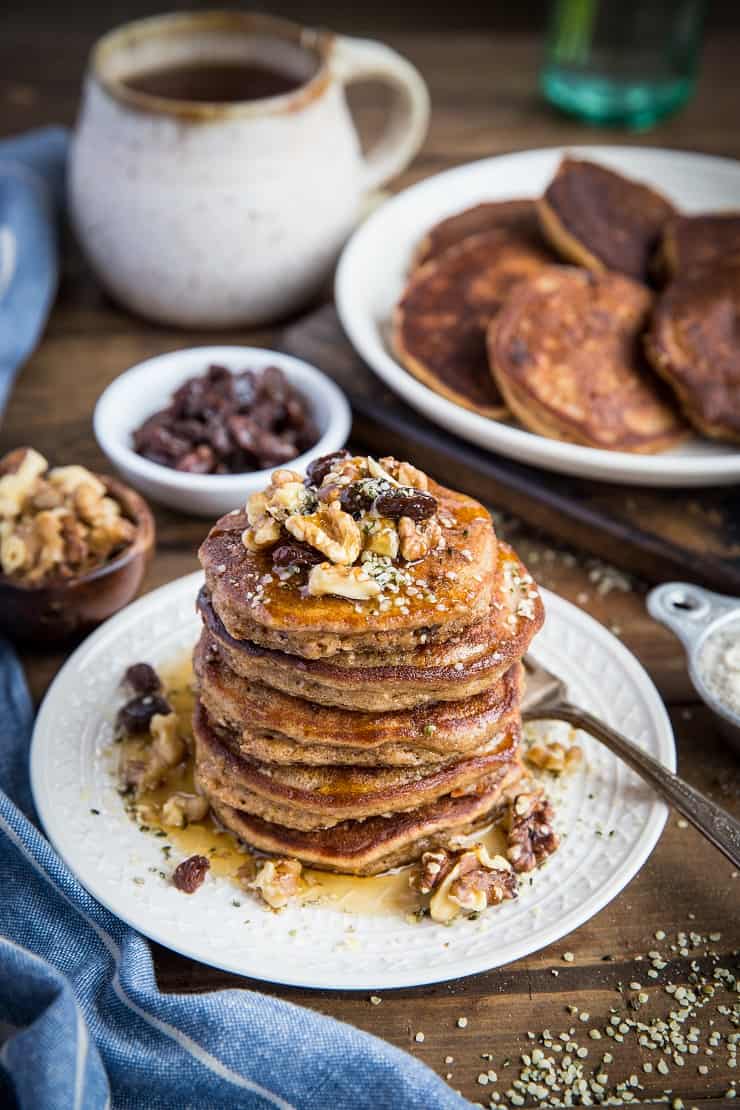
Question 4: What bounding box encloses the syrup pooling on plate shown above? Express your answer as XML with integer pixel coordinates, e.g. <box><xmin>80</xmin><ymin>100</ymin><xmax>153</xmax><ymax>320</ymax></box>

<box><xmin>116</xmin><ymin>652</ymin><xmax>563</xmax><ymax>920</ymax></box>
<box><xmin>119</xmin><ymin>654</ymin><xmax>428</xmax><ymax>916</ymax></box>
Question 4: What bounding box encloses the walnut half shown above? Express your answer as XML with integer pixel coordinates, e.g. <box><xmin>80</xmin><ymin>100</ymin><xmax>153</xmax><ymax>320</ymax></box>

<box><xmin>412</xmin><ymin>844</ymin><xmax>517</xmax><ymax>924</ymax></box>
<box><xmin>507</xmin><ymin>793</ymin><xmax>559</xmax><ymax>873</ymax></box>
<box><xmin>286</xmin><ymin>502</ymin><xmax>361</xmax><ymax>565</ymax></box>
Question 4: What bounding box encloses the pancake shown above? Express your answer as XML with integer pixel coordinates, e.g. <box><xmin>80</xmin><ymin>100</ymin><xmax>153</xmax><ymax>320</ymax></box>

<box><xmin>489</xmin><ymin>267</ymin><xmax>688</xmax><ymax>453</ymax></box>
<box><xmin>195</xmin><ymin>635</ymin><xmax>524</xmax><ymax>767</ymax></box>
<box><xmin>208</xmin><ymin>763</ymin><xmax>525</xmax><ymax>875</ymax></box>
<box><xmin>197</xmin><ymin>545</ymin><xmax>543</xmax><ymax>712</ymax></box>
<box><xmin>656</xmin><ymin>213</ymin><xmax>740</xmax><ymax>283</ymax></box>
<box><xmin>392</xmin><ymin>230</ymin><xmax>554</xmax><ymax>419</ymax></box>
<box><xmin>200</xmin><ymin>476</ymin><xmax>496</xmax><ymax>656</ymax></box>
<box><xmin>193</xmin><ymin>699</ymin><xmax>521</xmax><ymax>827</ymax></box>
<box><xmin>413</xmin><ymin>199</ymin><xmax>544</xmax><ymax>269</ymax></box>
<box><xmin>645</xmin><ymin>265</ymin><xmax>740</xmax><ymax>442</ymax></box>
<box><xmin>538</xmin><ymin>158</ymin><xmax>676</xmax><ymax>283</ymax></box>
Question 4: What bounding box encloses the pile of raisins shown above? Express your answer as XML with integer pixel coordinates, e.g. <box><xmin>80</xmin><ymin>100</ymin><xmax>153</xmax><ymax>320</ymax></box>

<box><xmin>132</xmin><ymin>364</ymin><xmax>318</xmax><ymax>475</ymax></box>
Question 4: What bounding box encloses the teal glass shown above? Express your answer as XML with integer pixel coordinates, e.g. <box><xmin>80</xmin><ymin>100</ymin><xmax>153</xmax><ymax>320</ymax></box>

<box><xmin>541</xmin><ymin>0</ymin><xmax>706</xmax><ymax>130</ymax></box>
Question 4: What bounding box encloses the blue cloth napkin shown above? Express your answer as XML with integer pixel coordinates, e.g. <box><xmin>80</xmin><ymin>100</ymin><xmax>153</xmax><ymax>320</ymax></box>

<box><xmin>0</xmin><ymin>127</ymin><xmax>68</xmax><ymax>414</ymax></box>
<box><xmin>0</xmin><ymin>129</ymin><xmax>469</xmax><ymax>1110</ymax></box>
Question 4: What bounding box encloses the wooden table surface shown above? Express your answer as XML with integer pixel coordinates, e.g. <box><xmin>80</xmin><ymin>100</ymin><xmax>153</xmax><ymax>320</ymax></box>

<box><xmin>2</xmin><ymin>23</ymin><xmax>739</xmax><ymax>1109</ymax></box>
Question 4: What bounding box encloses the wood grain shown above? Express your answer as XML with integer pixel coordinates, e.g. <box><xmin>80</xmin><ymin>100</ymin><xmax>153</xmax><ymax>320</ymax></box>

<box><xmin>2</xmin><ymin>22</ymin><xmax>739</xmax><ymax>1107</ymax></box>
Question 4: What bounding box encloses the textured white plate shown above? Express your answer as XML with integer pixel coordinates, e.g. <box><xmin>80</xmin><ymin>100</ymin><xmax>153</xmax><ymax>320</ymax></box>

<box><xmin>335</xmin><ymin>145</ymin><xmax>740</xmax><ymax>488</ymax></box>
<box><xmin>31</xmin><ymin>572</ymin><xmax>675</xmax><ymax>991</ymax></box>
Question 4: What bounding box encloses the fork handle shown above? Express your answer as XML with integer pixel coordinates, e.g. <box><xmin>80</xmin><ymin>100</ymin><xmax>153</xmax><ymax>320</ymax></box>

<box><xmin>525</xmin><ymin>702</ymin><xmax>740</xmax><ymax>869</ymax></box>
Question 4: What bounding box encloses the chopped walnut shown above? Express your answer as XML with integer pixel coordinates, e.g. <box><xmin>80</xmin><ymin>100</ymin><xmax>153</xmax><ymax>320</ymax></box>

<box><xmin>396</xmin><ymin>461</ymin><xmax>429</xmax><ymax>490</ymax></box>
<box><xmin>151</xmin><ymin>712</ymin><xmax>185</xmax><ymax>764</ymax></box>
<box><xmin>0</xmin><ymin>449</ymin><xmax>135</xmax><ymax>582</ymax></box>
<box><xmin>161</xmin><ymin>792</ymin><xmax>209</xmax><ymax>828</ymax></box>
<box><xmin>507</xmin><ymin>793</ymin><xmax>559</xmax><ymax>873</ymax></box>
<box><xmin>362</xmin><ymin>517</ymin><xmax>399</xmax><ymax>559</ymax></box>
<box><xmin>307</xmin><ymin>561</ymin><xmax>381</xmax><ymax>600</ymax></box>
<box><xmin>526</xmin><ymin>741</ymin><xmax>583</xmax><ymax>774</ymax></box>
<box><xmin>398</xmin><ymin>516</ymin><xmax>442</xmax><ymax>561</ymax></box>
<box><xmin>120</xmin><ymin>711</ymin><xmax>185</xmax><ymax>795</ymax></box>
<box><xmin>0</xmin><ymin>447</ymin><xmax>47</xmax><ymax>518</ymax></box>
<box><xmin>413</xmin><ymin>844</ymin><xmax>517</xmax><ymax>924</ymax></box>
<box><xmin>49</xmin><ymin>465</ymin><xmax>106</xmax><ymax>499</ymax></box>
<box><xmin>286</xmin><ymin>502</ymin><xmax>361</xmax><ymax>565</ymax></box>
<box><xmin>247</xmin><ymin>858</ymin><xmax>304</xmax><ymax>910</ymax></box>
<box><xmin>410</xmin><ymin>849</ymin><xmax>454</xmax><ymax>895</ymax></box>
<box><xmin>366</xmin><ymin>456</ymin><xmax>400</xmax><ymax>486</ymax></box>
<box><xmin>242</xmin><ymin>469</ymin><xmax>307</xmax><ymax>551</ymax></box>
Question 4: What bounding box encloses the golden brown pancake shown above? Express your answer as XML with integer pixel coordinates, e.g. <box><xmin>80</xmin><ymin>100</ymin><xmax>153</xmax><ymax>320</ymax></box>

<box><xmin>489</xmin><ymin>267</ymin><xmax>688</xmax><ymax>453</ymax></box>
<box><xmin>413</xmin><ymin>199</ymin><xmax>544</xmax><ymax>269</ymax></box>
<box><xmin>200</xmin><ymin>477</ymin><xmax>496</xmax><ymax>656</ymax></box>
<box><xmin>197</xmin><ymin>544</ymin><xmax>543</xmax><ymax>712</ymax></box>
<box><xmin>195</xmin><ymin>634</ymin><xmax>524</xmax><ymax>767</ymax></box>
<box><xmin>656</xmin><ymin>212</ymin><xmax>740</xmax><ymax>283</ymax></box>
<box><xmin>538</xmin><ymin>158</ymin><xmax>676</xmax><ymax>283</ymax></box>
<box><xmin>207</xmin><ymin>763</ymin><xmax>525</xmax><ymax>876</ymax></box>
<box><xmin>645</xmin><ymin>265</ymin><xmax>740</xmax><ymax>442</ymax></box>
<box><xmin>393</xmin><ymin>230</ymin><xmax>554</xmax><ymax>419</ymax></box>
<box><xmin>193</xmin><ymin>699</ymin><xmax>521</xmax><ymax>827</ymax></box>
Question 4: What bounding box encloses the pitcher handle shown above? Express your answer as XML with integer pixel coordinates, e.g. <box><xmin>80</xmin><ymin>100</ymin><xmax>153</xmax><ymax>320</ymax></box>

<box><xmin>331</xmin><ymin>34</ymin><xmax>430</xmax><ymax>193</ymax></box>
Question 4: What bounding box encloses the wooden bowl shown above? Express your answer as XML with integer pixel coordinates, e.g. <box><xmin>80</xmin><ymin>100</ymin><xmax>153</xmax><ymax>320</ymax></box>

<box><xmin>0</xmin><ymin>476</ymin><xmax>155</xmax><ymax>644</ymax></box>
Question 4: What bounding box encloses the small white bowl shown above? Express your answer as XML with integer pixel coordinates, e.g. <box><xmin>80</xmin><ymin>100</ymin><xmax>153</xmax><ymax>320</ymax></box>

<box><xmin>94</xmin><ymin>346</ymin><xmax>351</xmax><ymax>518</ymax></box>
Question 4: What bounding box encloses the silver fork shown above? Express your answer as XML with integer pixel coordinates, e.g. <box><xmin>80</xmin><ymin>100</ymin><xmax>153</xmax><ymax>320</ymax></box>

<box><xmin>522</xmin><ymin>656</ymin><xmax>740</xmax><ymax>868</ymax></box>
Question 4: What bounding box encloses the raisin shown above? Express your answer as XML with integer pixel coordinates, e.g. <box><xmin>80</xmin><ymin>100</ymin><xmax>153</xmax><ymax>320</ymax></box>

<box><xmin>305</xmin><ymin>450</ymin><xmax>350</xmax><ymax>487</ymax></box>
<box><xmin>172</xmin><ymin>855</ymin><xmax>210</xmax><ymax>893</ymax></box>
<box><xmin>123</xmin><ymin>663</ymin><xmax>161</xmax><ymax>696</ymax></box>
<box><xmin>338</xmin><ymin>477</ymin><xmax>389</xmax><ymax>517</ymax></box>
<box><xmin>176</xmin><ymin>445</ymin><xmax>216</xmax><ymax>474</ymax></box>
<box><xmin>375</xmin><ymin>487</ymin><xmax>437</xmax><ymax>521</ymax></box>
<box><xmin>272</xmin><ymin>542</ymin><xmax>323</xmax><ymax>568</ymax></box>
<box><xmin>116</xmin><ymin>693</ymin><xmax>171</xmax><ymax>735</ymax></box>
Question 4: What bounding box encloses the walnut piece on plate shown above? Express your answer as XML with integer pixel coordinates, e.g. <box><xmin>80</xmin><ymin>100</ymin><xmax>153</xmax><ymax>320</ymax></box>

<box><xmin>507</xmin><ymin>792</ymin><xmax>560</xmax><ymax>873</ymax></box>
<box><xmin>526</xmin><ymin>739</ymin><xmax>583</xmax><ymax>774</ymax></box>
<box><xmin>412</xmin><ymin>843</ymin><xmax>517</xmax><ymax>924</ymax></box>
<box><xmin>246</xmin><ymin>858</ymin><xmax>305</xmax><ymax>911</ymax></box>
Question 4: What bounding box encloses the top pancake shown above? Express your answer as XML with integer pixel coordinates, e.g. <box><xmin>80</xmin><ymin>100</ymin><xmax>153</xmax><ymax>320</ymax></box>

<box><xmin>656</xmin><ymin>212</ymin><xmax>740</xmax><ymax>283</ymax></box>
<box><xmin>393</xmin><ymin>229</ymin><xmax>554</xmax><ymax>419</ymax></box>
<box><xmin>198</xmin><ymin>541</ymin><xmax>543</xmax><ymax>712</ymax></box>
<box><xmin>200</xmin><ymin>476</ymin><xmax>496</xmax><ymax>655</ymax></box>
<box><xmin>645</xmin><ymin>264</ymin><xmax>740</xmax><ymax>442</ymax></box>
<box><xmin>412</xmin><ymin>199</ymin><xmax>544</xmax><ymax>269</ymax></box>
<box><xmin>489</xmin><ymin>267</ymin><xmax>688</xmax><ymax>453</ymax></box>
<box><xmin>538</xmin><ymin>158</ymin><xmax>676</xmax><ymax>283</ymax></box>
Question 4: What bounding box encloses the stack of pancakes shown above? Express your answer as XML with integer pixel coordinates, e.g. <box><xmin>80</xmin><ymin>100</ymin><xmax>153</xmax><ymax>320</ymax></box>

<box><xmin>192</xmin><ymin>454</ymin><xmax>543</xmax><ymax>876</ymax></box>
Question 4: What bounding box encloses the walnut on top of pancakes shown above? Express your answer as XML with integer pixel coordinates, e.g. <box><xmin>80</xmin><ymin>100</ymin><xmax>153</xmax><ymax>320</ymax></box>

<box><xmin>241</xmin><ymin>451</ymin><xmax>449</xmax><ymax>601</ymax></box>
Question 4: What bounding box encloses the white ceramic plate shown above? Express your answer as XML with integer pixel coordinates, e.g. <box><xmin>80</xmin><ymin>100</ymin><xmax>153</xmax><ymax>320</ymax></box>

<box><xmin>335</xmin><ymin>145</ymin><xmax>740</xmax><ymax>487</ymax></box>
<box><xmin>31</xmin><ymin>572</ymin><xmax>675</xmax><ymax>990</ymax></box>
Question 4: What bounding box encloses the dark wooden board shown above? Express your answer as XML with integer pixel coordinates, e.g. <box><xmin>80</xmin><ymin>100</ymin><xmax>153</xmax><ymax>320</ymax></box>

<box><xmin>281</xmin><ymin>304</ymin><xmax>740</xmax><ymax>592</ymax></box>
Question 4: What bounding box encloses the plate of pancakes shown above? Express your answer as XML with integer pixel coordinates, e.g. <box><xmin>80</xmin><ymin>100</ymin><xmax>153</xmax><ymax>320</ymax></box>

<box><xmin>335</xmin><ymin>145</ymin><xmax>740</xmax><ymax>487</ymax></box>
<box><xmin>31</xmin><ymin>454</ymin><xmax>675</xmax><ymax>991</ymax></box>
